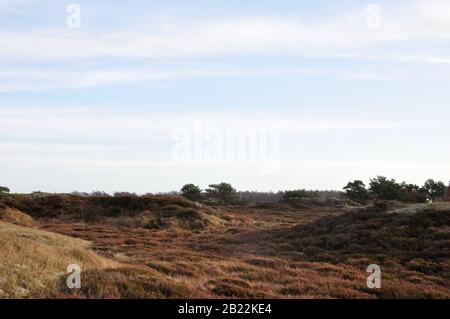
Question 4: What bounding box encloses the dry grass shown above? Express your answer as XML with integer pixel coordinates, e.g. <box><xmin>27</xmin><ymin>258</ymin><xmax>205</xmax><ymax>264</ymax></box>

<box><xmin>389</xmin><ymin>202</ymin><xmax>450</xmax><ymax>214</ymax></box>
<box><xmin>0</xmin><ymin>206</ymin><xmax>36</xmax><ymax>227</ymax></box>
<box><xmin>0</xmin><ymin>221</ymin><xmax>118</xmax><ymax>298</ymax></box>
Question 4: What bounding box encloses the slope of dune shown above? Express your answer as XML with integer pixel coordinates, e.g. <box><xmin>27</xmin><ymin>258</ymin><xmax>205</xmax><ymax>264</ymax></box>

<box><xmin>0</xmin><ymin>220</ymin><xmax>118</xmax><ymax>298</ymax></box>
<box><xmin>0</xmin><ymin>194</ymin><xmax>234</xmax><ymax>231</ymax></box>
<box><xmin>0</xmin><ymin>205</ymin><xmax>36</xmax><ymax>227</ymax></box>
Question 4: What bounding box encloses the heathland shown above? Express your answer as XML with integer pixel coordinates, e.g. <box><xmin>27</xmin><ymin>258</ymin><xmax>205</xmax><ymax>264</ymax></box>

<box><xmin>0</xmin><ymin>186</ymin><xmax>449</xmax><ymax>299</ymax></box>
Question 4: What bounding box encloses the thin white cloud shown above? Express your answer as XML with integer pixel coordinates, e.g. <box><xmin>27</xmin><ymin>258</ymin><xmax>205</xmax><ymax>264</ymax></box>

<box><xmin>0</xmin><ymin>1</ymin><xmax>449</xmax><ymax>61</ymax></box>
<box><xmin>396</xmin><ymin>55</ymin><xmax>450</xmax><ymax>65</ymax></box>
<box><xmin>0</xmin><ymin>142</ymin><xmax>119</xmax><ymax>153</ymax></box>
<box><xmin>0</xmin><ymin>1</ymin><xmax>447</xmax><ymax>91</ymax></box>
<box><xmin>0</xmin><ymin>0</ymin><xmax>35</xmax><ymax>14</ymax></box>
<box><xmin>1</xmin><ymin>156</ymin><xmax>448</xmax><ymax>180</ymax></box>
<box><xmin>0</xmin><ymin>106</ymin><xmax>402</xmax><ymax>140</ymax></box>
<box><xmin>0</xmin><ymin>66</ymin><xmax>396</xmax><ymax>92</ymax></box>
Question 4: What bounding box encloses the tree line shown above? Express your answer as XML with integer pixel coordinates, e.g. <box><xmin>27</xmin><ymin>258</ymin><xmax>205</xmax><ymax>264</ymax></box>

<box><xmin>344</xmin><ymin>177</ymin><xmax>449</xmax><ymax>204</ymax></box>
<box><xmin>181</xmin><ymin>178</ymin><xmax>449</xmax><ymax>205</ymax></box>
<box><xmin>2</xmin><ymin>177</ymin><xmax>448</xmax><ymax>206</ymax></box>
<box><xmin>180</xmin><ymin>183</ymin><xmax>344</xmax><ymax>205</ymax></box>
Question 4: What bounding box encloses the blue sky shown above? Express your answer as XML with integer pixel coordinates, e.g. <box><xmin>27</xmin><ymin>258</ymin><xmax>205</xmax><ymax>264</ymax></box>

<box><xmin>1</xmin><ymin>0</ymin><xmax>449</xmax><ymax>193</ymax></box>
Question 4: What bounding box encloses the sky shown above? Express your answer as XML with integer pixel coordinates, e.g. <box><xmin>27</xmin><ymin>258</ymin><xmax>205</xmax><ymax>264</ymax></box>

<box><xmin>1</xmin><ymin>0</ymin><xmax>449</xmax><ymax>193</ymax></box>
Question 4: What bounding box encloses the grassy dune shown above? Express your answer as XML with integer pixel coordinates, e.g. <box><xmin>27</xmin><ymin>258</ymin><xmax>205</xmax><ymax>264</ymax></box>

<box><xmin>0</xmin><ymin>206</ymin><xmax>35</xmax><ymax>227</ymax></box>
<box><xmin>0</xmin><ymin>220</ymin><xmax>118</xmax><ymax>298</ymax></box>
